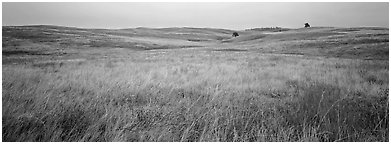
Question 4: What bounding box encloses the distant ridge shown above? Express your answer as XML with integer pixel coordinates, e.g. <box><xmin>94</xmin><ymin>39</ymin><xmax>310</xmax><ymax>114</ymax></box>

<box><xmin>3</xmin><ymin>24</ymin><xmax>389</xmax><ymax>32</ymax></box>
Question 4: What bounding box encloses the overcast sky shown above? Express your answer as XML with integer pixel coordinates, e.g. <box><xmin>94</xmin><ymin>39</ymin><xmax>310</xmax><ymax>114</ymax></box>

<box><xmin>2</xmin><ymin>2</ymin><xmax>389</xmax><ymax>30</ymax></box>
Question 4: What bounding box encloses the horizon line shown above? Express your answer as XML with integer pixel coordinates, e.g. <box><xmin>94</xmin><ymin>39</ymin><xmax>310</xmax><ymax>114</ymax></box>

<box><xmin>2</xmin><ymin>24</ymin><xmax>389</xmax><ymax>31</ymax></box>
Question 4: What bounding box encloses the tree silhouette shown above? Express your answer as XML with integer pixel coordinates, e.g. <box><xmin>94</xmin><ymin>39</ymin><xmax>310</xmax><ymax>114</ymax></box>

<box><xmin>304</xmin><ymin>23</ymin><xmax>310</xmax><ymax>28</ymax></box>
<box><xmin>232</xmin><ymin>32</ymin><xmax>239</xmax><ymax>37</ymax></box>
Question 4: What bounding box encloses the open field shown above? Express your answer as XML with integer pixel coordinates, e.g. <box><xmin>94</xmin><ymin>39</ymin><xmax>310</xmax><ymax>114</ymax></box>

<box><xmin>2</xmin><ymin>25</ymin><xmax>389</xmax><ymax>142</ymax></box>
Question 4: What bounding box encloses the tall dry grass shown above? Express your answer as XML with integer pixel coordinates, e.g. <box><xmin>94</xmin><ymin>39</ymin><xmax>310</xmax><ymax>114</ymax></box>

<box><xmin>2</xmin><ymin>50</ymin><xmax>388</xmax><ymax>141</ymax></box>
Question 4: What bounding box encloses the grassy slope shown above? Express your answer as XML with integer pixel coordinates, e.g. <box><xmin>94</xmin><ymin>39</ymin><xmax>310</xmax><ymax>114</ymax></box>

<box><xmin>220</xmin><ymin>27</ymin><xmax>389</xmax><ymax>60</ymax></box>
<box><xmin>3</xmin><ymin>25</ymin><xmax>388</xmax><ymax>59</ymax></box>
<box><xmin>2</xmin><ymin>25</ymin><xmax>389</xmax><ymax>142</ymax></box>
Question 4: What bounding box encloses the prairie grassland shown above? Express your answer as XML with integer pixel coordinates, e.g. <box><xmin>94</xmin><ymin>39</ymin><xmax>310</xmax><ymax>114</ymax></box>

<box><xmin>2</xmin><ymin>49</ymin><xmax>388</xmax><ymax>142</ymax></box>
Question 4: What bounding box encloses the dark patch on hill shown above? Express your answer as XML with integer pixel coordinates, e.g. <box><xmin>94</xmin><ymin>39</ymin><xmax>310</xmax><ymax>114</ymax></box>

<box><xmin>214</xmin><ymin>49</ymin><xmax>248</xmax><ymax>52</ymax></box>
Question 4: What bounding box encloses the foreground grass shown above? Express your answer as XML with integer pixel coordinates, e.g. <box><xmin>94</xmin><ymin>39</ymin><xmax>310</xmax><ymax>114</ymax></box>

<box><xmin>2</xmin><ymin>50</ymin><xmax>388</xmax><ymax>141</ymax></box>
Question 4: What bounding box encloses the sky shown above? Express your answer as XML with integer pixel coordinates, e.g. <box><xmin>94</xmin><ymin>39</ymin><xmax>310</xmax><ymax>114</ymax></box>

<box><xmin>2</xmin><ymin>2</ymin><xmax>389</xmax><ymax>30</ymax></box>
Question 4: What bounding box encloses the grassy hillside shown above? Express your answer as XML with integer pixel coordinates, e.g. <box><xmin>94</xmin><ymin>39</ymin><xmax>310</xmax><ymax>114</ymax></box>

<box><xmin>220</xmin><ymin>27</ymin><xmax>388</xmax><ymax>60</ymax></box>
<box><xmin>3</xmin><ymin>25</ymin><xmax>388</xmax><ymax>60</ymax></box>
<box><xmin>2</xmin><ymin>25</ymin><xmax>389</xmax><ymax>142</ymax></box>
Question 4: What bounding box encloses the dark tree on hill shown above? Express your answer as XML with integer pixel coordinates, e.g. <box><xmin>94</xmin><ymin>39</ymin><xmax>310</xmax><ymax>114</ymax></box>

<box><xmin>232</xmin><ymin>32</ymin><xmax>239</xmax><ymax>37</ymax></box>
<box><xmin>304</xmin><ymin>23</ymin><xmax>310</xmax><ymax>28</ymax></box>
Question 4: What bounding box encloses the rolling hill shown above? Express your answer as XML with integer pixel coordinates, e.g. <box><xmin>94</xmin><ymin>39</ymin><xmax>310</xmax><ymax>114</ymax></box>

<box><xmin>3</xmin><ymin>25</ymin><xmax>388</xmax><ymax>62</ymax></box>
<box><xmin>2</xmin><ymin>25</ymin><xmax>389</xmax><ymax>142</ymax></box>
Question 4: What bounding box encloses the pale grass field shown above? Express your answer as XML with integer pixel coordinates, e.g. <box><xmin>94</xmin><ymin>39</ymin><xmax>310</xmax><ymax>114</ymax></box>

<box><xmin>2</xmin><ymin>49</ymin><xmax>388</xmax><ymax>141</ymax></box>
